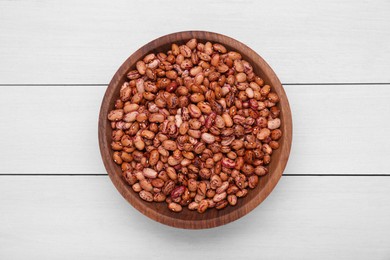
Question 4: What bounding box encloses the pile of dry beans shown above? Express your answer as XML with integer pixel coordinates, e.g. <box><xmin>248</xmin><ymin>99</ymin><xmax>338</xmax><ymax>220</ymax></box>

<box><xmin>107</xmin><ymin>39</ymin><xmax>282</xmax><ymax>213</ymax></box>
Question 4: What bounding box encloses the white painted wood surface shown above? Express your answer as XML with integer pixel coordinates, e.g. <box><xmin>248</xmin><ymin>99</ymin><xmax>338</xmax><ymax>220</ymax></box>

<box><xmin>1</xmin><ymin>0</ymin><xmax>390</xmax><ymax>259</ymax></box>
<box><xmin>0</xmin><ymin>0</ymin><xmax>389</xmax><ymax>84</ymax></box>
<box><xmin>0</xmin><ymin>84</ymin><xmax>389</xmax><ymax>174</ymax></box>
<box><xmin>0</xmin><ymin>176</ymin><xmax>389</xmax><ymax>259</ymax></box>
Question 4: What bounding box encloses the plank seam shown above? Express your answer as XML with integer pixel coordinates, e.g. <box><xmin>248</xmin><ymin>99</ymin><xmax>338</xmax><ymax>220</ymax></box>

<box><xmin>0</xmin><ymin>174</ymin><xmax>389</xmax><ymax>177</ymax></box>
<box><xmin>0</xmin><ymin>83</ymin><xmax>390</xmax><ymax>87</ymax></box>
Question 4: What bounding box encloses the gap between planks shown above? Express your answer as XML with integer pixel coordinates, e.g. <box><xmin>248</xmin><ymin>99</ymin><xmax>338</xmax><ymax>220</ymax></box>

<box><xmin>0</xmin><ymin>174</ymin><xmax>389</xmax><ymax>177</ymax></box>
<box><xmin>0</xmin><ymin>83</ymin><xmax>390</xmax><ymax>87</ymax></box>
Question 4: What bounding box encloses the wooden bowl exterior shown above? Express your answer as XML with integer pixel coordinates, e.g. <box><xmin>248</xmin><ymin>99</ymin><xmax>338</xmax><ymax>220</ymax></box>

<box><xmin>98</xmin><ymin>31</ymin><xmax>292</xmax><ymax>229</ymax></box>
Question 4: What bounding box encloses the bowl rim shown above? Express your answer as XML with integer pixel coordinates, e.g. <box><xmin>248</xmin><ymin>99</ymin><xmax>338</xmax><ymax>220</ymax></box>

<box><xmin>98</xmin><ymin>30</ymin><xmax>293</xmax><ymax>229</ymax></box>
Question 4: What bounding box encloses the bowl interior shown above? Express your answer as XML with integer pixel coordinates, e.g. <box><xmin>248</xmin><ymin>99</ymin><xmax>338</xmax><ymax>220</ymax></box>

<box><xmin>99</xmin><ymin>31</ymin><xmax>292</xmax><ymax>229</ymax></box>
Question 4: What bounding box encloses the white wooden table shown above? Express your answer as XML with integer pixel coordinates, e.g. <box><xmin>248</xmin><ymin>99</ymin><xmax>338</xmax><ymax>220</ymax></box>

<box><xmin>1</xmin><ymin>1</ymin><xmax>389</xmax><ymax>259</ymax></box>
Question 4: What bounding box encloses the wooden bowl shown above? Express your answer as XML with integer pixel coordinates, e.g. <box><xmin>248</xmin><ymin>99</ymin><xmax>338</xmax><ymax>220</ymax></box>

<box><xmin>98</xmin><ymin>31</ymin><xmax>292</xmax><ymax>229</ymax></box>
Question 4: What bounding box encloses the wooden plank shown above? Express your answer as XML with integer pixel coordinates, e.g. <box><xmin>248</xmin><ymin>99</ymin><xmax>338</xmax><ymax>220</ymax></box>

<box><xmin>286</xmin><ymin>84</ymin><xmax>390</xmax><ymax>174</ymax></box>
<box><xmin>0</xmin><ymin>0</ymin><xmax>389</xmax><ymax>84</ymax></box>
<box><xmin>0</xmin><ymin>176</ymin><xmax>389</xmax><ymax>259</ymax></box>
<box><xmin>0</xmin><ymin>86</ymin><xmax>106</xmax><ymax>174</ymax></box>
<box><xmin>0</xmin><ymin>84</ymin><xmax>389</xmax><ymax>174</ymax></box>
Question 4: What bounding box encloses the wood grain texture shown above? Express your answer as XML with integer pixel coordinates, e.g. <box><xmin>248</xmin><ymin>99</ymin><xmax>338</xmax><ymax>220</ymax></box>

<box><xmin>1</xmin><ymin>84</ymin><xmax>389</xmax><ymax>174</ymax></box>
<box><xmin>0</xmin><ymin>176</ymin><xmax>389</xmax><ymax>259</ymax></box>
<box><xmin>0</xmin><ymin>0</ymin><xmax>389</xmax><ymax>84</ymax></box>
<box><xmin>98</xmin><ymin>31</ymin><xmax>292</xmax><ymax>229</ymax></box>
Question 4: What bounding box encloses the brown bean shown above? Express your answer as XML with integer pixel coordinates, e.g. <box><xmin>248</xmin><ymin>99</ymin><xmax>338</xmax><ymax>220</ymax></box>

<box><xmin>162</xmin><ymin>180</ymin><xmax>175</xmax><ymax>195</ymax></box>
<box><xmin>190</xmin><ymin>66</ymin><xmax>202</xmax><ymax>76</ymax></box>
<box><xmin>235</xmin><ymin>72</ymin><xmax>247</xmax><ymax>83</ymax></box>
<box><xmin>178</xmin><ymin>122</ymin><xmax>189</xmax><ymax>135</ymax></box>
<box><xmin>198</xmin><ymin>52</ymin><xmax>211</xmax><ymax>61</ymax></box>
<box><xmin>234</xmin><ymin>60</ymin><xmax>244</xmax><ymax>73</ymax></box>
<box><xmin>213</xmin><ymin>153</ymin><xmax>223</xmax><ymax>162</ymax></box>
<box><xmin>194</xmin><ymin>73</ymin><xmax>205</xmax><ymax>86</ymax></box>
<box><xmin>168</xmin><ymin>202</ymin><xmax>183</xmax><ymax>212</ymax></box>
<box><xmin>171</xmin><ymin>43</ymin><xmax>180</xmax><ymax>56</ymax></box>
<box><xmin>140</xmin><ymin>179</ymin><xmax>153</xmax><ymax>192</ymax></box>
<box><xmin>216</xmin><ymin>200</ymin><xmax>228</xmax><ymax>210</ymax></box>
<box><xmin>197</xmin><ymin>102</ymin><xmax>212</xmax><ymax>114</ymax></box>
<box><xmin>268</xmin><ymin>92</ymin><xmax>280</xmax><ymax>103</ymax></box>
<box><xmin>231</xmin><ymin>139</ymin><xmax>244</xmax><ymax>150</ymax></box>
<box><xmin>188</xmin><ymin>202</ymin><xmax>199</xmax><ymax>210</ymax></box>
<box><xmin>186</xmin><ymin>38</ymin><xmax>198</xmax><ymax>50</ymax></box>
<box><xmin>180</xmin><ymin>45</ymin><xmax>192</xmax><ymax>58</ymax></box>
<box><xmin>143</xmin><ymin>168</ymin><xmax>157</xmax><ymax>179</ymax></box>
<box><xmin>271</xmin><ymin>129</ymin><xmax>282</xmax><ymax>140</ymax></box>
<box><xmin>263</xmin><ymin>154</ymin><xmax>271</xmax><ymax>165</ymax></box>
<box><xmin>201</xmin><ymin>133</ymin><xmax>216</xmax><ymax>144</ymax></box>
<box><xmin>197</xmin><ymin>182</ymin><xmax>207</xmax><ymax>196</ymax></box>
<box><xmin>108</xmin><ymin>109</ymin><xmax>124</xmax><ymax>121</ymax></box>
<box><xmin>221</xmin><ymin>158</ymin><xmax>235</xmax><ymax>168</ymax></box>
<box><xmin>141</xmin><ymin>130</ymin><xmax>155</xmax><ymax>139</ymax></box>
<box><xmin>213</xmin><ymin>192</ymin><xmax>227</xmax><ymax>202</ymax></box>
<box><xmin>127</xmin><ymin>70</ymin><xmax>140</xmax><ymax>80</ymax></box>
<box><xmin>268</xmin><ymin>118</ymin><xmax>281</xmax><ymax>130</ymax></box>
<box><xmin>213</xmin><ymin>43</ymin><xmax>227</xmax><ymax>53</ymax></box>
<box><xmin>206</xmin><ymin>190</ymin><xmax>215</xmax><ymax>199</ymax></box>
<box><xmin>111</xmin><ymin>141</ymin><xmax>122</xmax><ymax>151</ymax></box>
<box><xmin>122</xmin><ymin>111</ymin><xmax>137</xmax><ymax>123</ymax></box>
<box><xmin>228</xmin><ymin>51</ymin><xmax>242</xmax><ymax>60</ymax></box>
<box><xmin>153</xmin><ymin>192</ymin><xmax>166</xmax><ymax>202</ymax></box>
<box><xmin>188</xmin><ymin>179</ymin><xmax>198</xmax><ymax>192</ymax></box>
<box><xmin>162</xmin><ymin>140</ymin><xmax>177</xmax><ymax>151</ymax></box>
<box><xmin>248</xmin><ymin>175</ymin><xmax>259</xmax><ymax>189</ymax></box>
<box><xmin>132</xmin><ymin>183</ymin><xmax>142</xmax><ymax>193</ymax></box>
<box><xmin>199</xmin><ymin>168</ymin><xmax>211</xmax><ymax>180</ymax></box>
<box><xmin>236</xmin><ymin>189</ymin><xmax>248</xmax><ymax>198</ymax></box>
<box><xmin>136</xmin><ymin>113</ymin><xmax>148</xmax><ymax>122</ymax></box>
<box><xmin>206</xmin><ymin>199</ymin><xmax>216</xmax><ymax>208</ymax></box>
<box><xmin>143</xmin><ymin>53</ymin><xmax>155</xmax><ymax>63</ymax></box>
<box><xmin>115</xmin><ymin>99</ymin><xmax>124</xmax><ymax>109</ymax></box>
<box><xmin>262</xmin><ymin>134</ymin><xmax>274</xmax><ymax>146</ymax></box>
<box><xmin>166</xmin><ymin>167</ymin><xmax>178</xmax><ymax>180</ymax></box>
<box><xmin>120</xmin><ymin>83</ymin><xmax>132</xmax><ymax>101</ymax></box>
<box><xmin>227</xmin><ymin>184</ymin><xmax>239</xmax><ymax>195</ymax></box>
<box><xmin>171</xmin><ymin>185</ymin><xmax>185</xmax><ymax>199</ymax></box>
<box><xmin>121</xmin><ymin>152</ymin><xmax>133</xmax><ymax>163</ymax></box>
<box><xmin>211</xmin><ymin>54</ymin><xmax>220</xmax><ymax>67</ymax></box>
<box><xmin>151</xmin><ymin>178</ymin><xmax>164</xmax><ymax>188</ymax></box>
<box><xmin>148</xmin><ymin>149</ymin><xmax>159</xmax><ymax>166</ymax></box>
<box><xmin>189</xmin><ymin>119</ymin><xmax>202</xmax><ymax>130</ymax></box>
<box><xmin>260</xmin><ymin>85</ymin><xmax>271</xmax><ymax>96</ymax></box>
<box><xmin>214</xmin><ymin>115</ymin><xmax>225</xmax><ymax>128</ymax></box>
<box><xmin>222</xmin><ymin>113</ymin><xmax>233</xmax><ymax>127</ymax></box>
<box><xmin>134</xmin><ymin>171</ymin><xmax>145</xmax><ymax>181</ymax></box>
<box><xmin>124</xmin><ymin>103</ymin><xmax>139</xmax><ymax>113</ymax></box>
<box><xmin>209</xmin><ymin>175</ymin><xmax>221</xmax><ymax>190</ymax></box>
<box><xmin>190</xmin><ymin>93</ymin><xmax>205</xmax><ymax>103</ymax></box>
<box><xmin>139</xmin><ymin>190</ymin><xmax>153</xmax><ymax>202</ymax></box>
<box><xmin>188</xmin><ymin>129</ymin><xmax>201</xmax><ymax>139</ymax></box>
<box><xmin>216</xmin><ymin>181</ymin><xmax>229</xmax><ymax>194</ymax></box>
<box><xmin>257</xmin><ymin>128</ymin><xmax>271</xmax><ymax>140</ymax></box>
<box><xmin>217</xmin><ymin>63</ymin><xmax>229</xmax><ymax>73</ymax></box>
<box><xmin>197</xmin><ymin>200</ymin><xmax>209</xmax><ymax>213</ymax></box>
<box><xmin>164</xmin><ymin>70</ymin><xmax>176</xmax><ymax>80</ymax></box>
<box><xmin>133</xmin><ymin>136</ymin><xmax>145</xmax><ymax>150</ymax></box>
<box><xmin>112</xmin><ymin>152</ymin><xmax>122</xmax><ymax>165</ymax></box>
<box><xmin>188</xmin><ymin>104</ymin><xmax>202</xmax><ymax>118</ymax></box>
<box><xmin>227</xmin><ymin>194</ymin><xmax>237</xmax><ymax>206</ymax></box>
<box><xmin>136</xmin><ymin>61</ymin><xmax>146</xmax><ymax>75</ymax></box>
